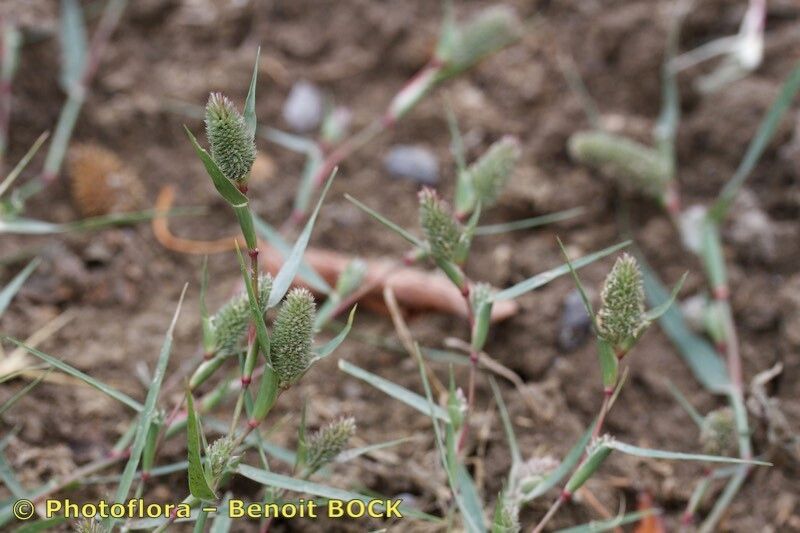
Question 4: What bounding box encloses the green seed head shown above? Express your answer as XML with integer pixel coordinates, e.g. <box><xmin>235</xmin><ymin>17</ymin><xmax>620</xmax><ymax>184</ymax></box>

<box><xmin>491</xmin><ymin>493</ymin><xmax>521</xmax><ymax>533</ymax></box>
<box><xmin>438</xmin><ymin>6</ymin><xmax>522</xmax><ymax>77</ymax></box>
<box><xmin>306</xmin><ymin>416</ymin><xmax>356</xmax><ymax>474</ymax></box>
<box><xmin>272</xmin><ymin>287</ymin><xmax>316</xmax><ymax>387</ymax></box>
<box><xmin>419</xmin><ymin>187</ymin><xmax>462</xmax><ymax>263</ymax></box>
<box><xmin>511</xmin><ymin>456</ymin><xmax>559</xmax><ymax>498</ymax></box>
<box><xmin>465</xmin><ymin>136</ymin><xmax>520</xmax><ymax>209</ymax></box>
<box><xmin>205</xmin><ymin>92</ymin><xmax>256</xmax><ymax>182</ymax></box>
<box><xmin>335</xmin><ymin>258</ymin><xmax>367</xmax><ymax>298</ymax></box>
<box><xmin>211</xmin><ymin>274</ymin><xmax>272</xmax><ymax>356</ymax></box>
<box><xmin>568</xmin><ymin>131</ymin><xmax>670</xmax><ymax>199</ymax></box>
<box><xmin>207</xmin><ymin>436</ymin><xmax>239</xmax><ymax>480</ymax></box>
<box><xmin>597</xmin><ymin>253</ymin><xmax>647</xmax><ymax>352</ymax></box>
<box><xmin>700</xmin><ymin>407</ymin><xmax>736</xmax><ymax>456</ymax></box>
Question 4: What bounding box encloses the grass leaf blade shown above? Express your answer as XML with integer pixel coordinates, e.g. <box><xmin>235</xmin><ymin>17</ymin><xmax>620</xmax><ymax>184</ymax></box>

<box><xmin>186</xmin><ymin>390</ymin><xmax>217</xmax><ymax>500</ymax></box>
<box><xmin>338</xmin><ymin>360</ymin><xmax>450</xmax><ymax>422</ymax></box>
<box><xmin>236</xmin><ymin>464</ymin><xmax>437</xmax><ymax>521</ymax></box>
<box><xmin>0</xmin><ymin>258</ymin><xmax>40</xmax><ymax>316</ymax></box>
<box><xmin>313</xmin><ymin>306</ymin><xmax>356</xmax><ymax>359</ymax></box>
<box><xmin>108</xmin><ymin>285</ymin><xmax>187</xmax><ymax>525</ymax></box>
<box><xmin>344</xmin><ymin>194</ymin><xmax>425</xmax><ymax>248</ymax></box>
<box><xmin>493</xmin><ymin>241</ymin><xmax>630</xmax><ymax>302</ymax></box>
<box><xmin>268</xmin><ymin>169</ymin><xmax>337</xmax><ymax>308</ymax></box>
<box><xmin>607</xmin><ymin>440</ymin><xmax>770</xmax><ymax>465</ymax></box>
<box><xmin>640</xmin><ymin>259</ymin><xmax>730</xmax><ymax>393</ymax></box>
<box><xmin>243</xmin><ymin>48</ymin><xmax>260</xmax><ymax>139</ymax></box>
<box><xmin>2</xmin><ymin>338</ymin><xmax>143</xmax><ymax>412</ymax></box>
<box><xmin>59</xmin><ymin>0</ymin><xmax>87</xmax><ymax>93</ymax></box>
<box><xmin>710</xmin><ymin>61</ymin><xmax>800</xmax><ymax>221</ymax></box>
<box><xmin>475</xmin><ymin>207</ymin><xmax>585</xmax><ymax>236</ymax></box>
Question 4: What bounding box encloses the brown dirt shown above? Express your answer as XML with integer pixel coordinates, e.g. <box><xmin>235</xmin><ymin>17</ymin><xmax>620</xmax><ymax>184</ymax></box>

<box><xmin>1</xmin><ymin>0</ymin><xmax>800</xmax><ymax>531</ymax></box>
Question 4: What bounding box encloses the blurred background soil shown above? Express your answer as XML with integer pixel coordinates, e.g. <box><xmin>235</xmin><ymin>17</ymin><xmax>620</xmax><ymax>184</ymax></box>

<box><xmin>1</xmin><ymin>0</ymin><xmax>799</xmax><ymax>531</ymax></box>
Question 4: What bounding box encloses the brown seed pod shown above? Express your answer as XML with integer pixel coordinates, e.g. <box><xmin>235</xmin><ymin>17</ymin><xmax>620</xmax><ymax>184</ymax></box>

<box><xmin>68</xmin><ymin>143</ymin><xmax>144</xmax><ymax>217</ymax></box>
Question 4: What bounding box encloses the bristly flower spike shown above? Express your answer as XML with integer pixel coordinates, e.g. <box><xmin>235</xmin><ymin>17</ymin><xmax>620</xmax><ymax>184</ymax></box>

<box><xmin>456</xmin><ymin>135</ymin><xmax>520</xmax><ymax>217</ymax></box>
<box><xmin>596</xmin><ymin>253</ymin><xmax>648</xmax><ymax>355</ymax></box>
<box><xmin>306</xmin><ymin>417</ymin><xmax>356</xmax><ymax>474</ymax></box>
<box><xmin>271</xmin><ymin>288</ymin><xmax>317</xmax><ymax>388</ymax></box>
<box><xmin>418</xmin><ymin>187</ymin><xmax>462</xmax><ymax>263</ymax></box>
<box><xmin>205</xmin><ymin>92</ymin><xmax>256</xmax><ymax>183</ymax></box>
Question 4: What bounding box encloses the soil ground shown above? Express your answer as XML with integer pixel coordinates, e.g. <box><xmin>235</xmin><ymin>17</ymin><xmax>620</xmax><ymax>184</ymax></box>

<box><xmin>1</xmin><ymin>0</ymin><xmax>799</xmax><ymax>531</ymax></box>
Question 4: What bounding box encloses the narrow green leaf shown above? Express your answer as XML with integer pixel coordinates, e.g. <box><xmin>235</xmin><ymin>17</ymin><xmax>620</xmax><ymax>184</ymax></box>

<box><xmin>233</xmin><ymin>204</ymin><xmax>257</xmax><ymax>251</ymax></box>
<box><xmin>344</xmin><ymin>194</ymin><xmax>425</xmax><ymax>249</ymax></box>
<box><xmin>59</xmin><ymin>0</ymin><xmax>87</xmax><ymax>93</ymax></box>
<box><xmin>209</xmin><ymin>493</ymin><xmax>233</xmax><ymax>533</ymax></box>
<box><xmin>640</xmin><ymin>259</ymin><xmax>730</xmax><ymax>393</ymax></box>
<box><xmin>186</xmin><ymin>390</ymin><xmax>217</xmax><ymax>501</ymax></box>
<box><xmin>666</xmin><ymin>380</ymin><xmax>705</xmax><ymax>429</ymax></box>
<box><xmin>606</xmin><ymin>440</ymin><xmax>770</xmax><ymax>465</ymax></box>
<box><xmin>336</xmin><ymin>436</ymin><xmax>415</xmax><ymax>463</ymax></box>
<box><xmin>0</xmin><ymin>449</ymin><xmax>25</xmax><ymax>499</ymax></box>
<box><xmin>555</xmin><ymin>237</ymin><xmax>597</xmax><ymax>328</ymax></box>
<box><xmin>2</xmin><ymin>338</ymin><xmax>143</xmax><ymax>412</ymax></box>
<box><xmin>338</xmin><ymin>360</ymin><xmax>450</xmax><ymax>422</ymax></box>
<box><xmin>184</xmin><ymin>126</ymin><xmax>248</xmax><ymax>207</ymax></box>
<box><xmin>108</xmin><ymin>285</ymin><xmax>187</xmax><ymax>525</ymax></box>
<box><xmin>0</xmin><ymin>369</ymin><xmax>51</xmax><ymax>416</ymax></box>
<box><xmin>493</xmin><ymin>241</ymin><xmax>630</xmax><ymax>302</ymax></box>
<box><xmin>234</xmin><ymin>244</ymin><xmax>271</xmax><ymax>366</ymax></box>
<box><xmin>596</xmin><ymin>338</ymin><xmax>618</xmax><ymax>390</ymax></box>
<box><xmin>556</xmin><ymin>509</ymin><xmax>660</xmax><ymax>533</ymax></box>
<box><xmin>268</xmin><ymin>169</ymin><xmax>337</xmax><ymax>308</ymax></box>
<box><xmin>711</xmin><ymin>61</ymin><xmax>800</xmax><ymax>221</ymax></box>
<box><xmin>0</xmin><ymin>132</ymin><xmax>49</xmax><ymax>199</ymax></box>
<box><xmin>454</xmin><ymin>462</ymin><xmax>486</xmax><ymax>533</ymax></box>
<box><xmin>700</xmin><ymin>220</ymin><xmax>726</xmax><ymax>291</ymax></box>
<box><xmin>252</xmin><ymin>213</ymin><xmax>331</xmax><ymax>294</ymax></box>
<box><xmin>489</xmin><ymin>378</ymin><xmax>520</xmax><ymax>466</ymax></box>
<box><xmin>313</xmin><ymin>306</ymin><xmax>356</xmax><ymax>359</ymax></box>
<box><xmin>412</xmin><ymin>343</ymin><xmax>485</xmax><ymax>532</ymax></box>
<box><xmin>243</xmin><ymin>47</ymin><xmax>260</xmax><ymax>140</ymax></box>
<box><xmin>643</xmin><ymin>272</ymin><xmax>687</xmax><ymax>322</ymax></box>
<box><xmin>475</xmin><ymin>207</ymin><xmax>585</xmax><ymax>236</ymax></box>
<box><xmin>527</xmin><ymin>426</ymin><xmax>593</xmax><ymax>501</ymax></box>
<box><xmin>0</xmin><ymin>218</ymin><xmax>62</xmax><ymax>235</ymax></box>
<box><xmin>14</xmin><ymin>516</ymin><xmax>68</xmax><ymax>532</ymax></box>
<box><xmin>236</xmin><ymin>464</ymin><xmax>437</xmax><ymax>521</ymax></box>
<box><xmin>199</xmin><ymin>257</ymin><xmax>214</xmax><ymax>352</ymax></box>
<box><xmin>0</xmin><ymin>258</ymin><xmax>39</xmax><ymax>316</ymax></box>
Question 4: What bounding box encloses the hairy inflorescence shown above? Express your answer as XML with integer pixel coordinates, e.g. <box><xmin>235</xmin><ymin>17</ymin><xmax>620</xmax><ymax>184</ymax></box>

<box><xmin>597</xmin><ymin>253</ymin><xmax>647</xmax><ymax>351</ymax></box>
<box><xmin>205</xmin><ymin>92</ymin><xmax>256</xmax><ymax>183</ymax></box>
<box><xmin>306</xmin><ymin>417</ymin><xmax>356</xmax><ymax>474</ymax></box>
<box><xmin>271</xmin><ymin>287</ymin><xmax>317</xmax><ymax>387</ymax></box>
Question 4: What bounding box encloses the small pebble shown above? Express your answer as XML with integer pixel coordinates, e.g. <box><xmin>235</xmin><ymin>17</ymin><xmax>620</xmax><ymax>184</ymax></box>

<box><xmin>282</xmin><ymin>80</ymin><xmax>324</xmax><ymax>133</ymax></box>
<box><xmin>383</xmin><ymin>145</ymin><xmax>439</xmax><ymax>185</ymax></box>
<box><xmin>558</xmin><ymin>289</ymin><xmax>592</xmax><ymax>352</ymax></box>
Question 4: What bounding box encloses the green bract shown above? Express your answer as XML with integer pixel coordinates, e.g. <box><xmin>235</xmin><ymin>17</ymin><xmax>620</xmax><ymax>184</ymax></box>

<box><xmin>205</xmin><ymin>92</ymin><xmax>256</xmax><ymax>183</ymax></box>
